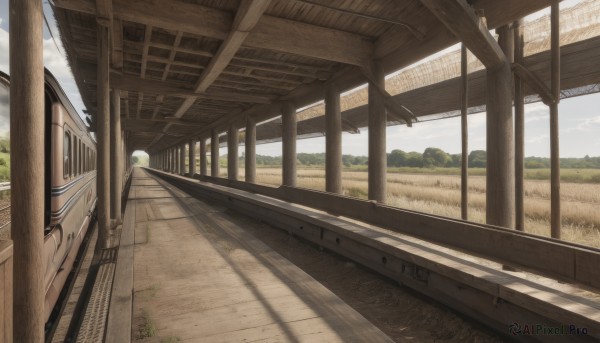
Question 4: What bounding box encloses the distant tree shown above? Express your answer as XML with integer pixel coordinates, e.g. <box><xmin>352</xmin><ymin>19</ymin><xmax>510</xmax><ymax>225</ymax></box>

<box><xmin>352</xmin><ymin>156</ymin><xmax>368</xmax><ymax>165</ymax></box>
<box><xmin>387</xmin><ymin>149</ymin><xmax>407</xmax><ymax>167</ymax></box>
<box><xmin>132</xmin><ymin>156</ymin><xmax>140</xmax><ymax>164</ymax></box>
<box><xmin>0</xmin><ymin>158</ymin><xmax>5</xmax><ymax>166</ymax></box>
<box><xmin>0</xmin><ymin>137</ymin><xmax>9</xmax><ymax>153</ymax></box>
<box><xmin>468</xmin><ymin>150</ymin><xmax>487</xmax><ymax>168</ymax></box>
<box><xmin>406</xmin><ymin>151</ymin><xmax>423</xmax><ymax>167</ymax></box>
<box><xmin>422</xmin><ymin>147</ymin><xmax>450</xmax><ymax>168</ymax></box>
<box><xmin>449</xmin><ymin>154</ymin><xmax>461</xmax><ymax>168</ymax></box>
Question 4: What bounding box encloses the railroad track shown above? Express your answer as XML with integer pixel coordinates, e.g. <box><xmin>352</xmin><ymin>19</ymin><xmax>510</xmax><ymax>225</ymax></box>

<box><xmin>0</xmin><ymin>185</ymin><xmax>10</xmax><ymax>231</ymax></box>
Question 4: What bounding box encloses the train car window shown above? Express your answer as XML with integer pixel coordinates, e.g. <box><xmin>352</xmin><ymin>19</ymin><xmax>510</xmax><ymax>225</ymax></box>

<box><xmin>63</xmin><ymin>131</ymin><xmax>71</xmax><ymax>179</ymax></box>
<box><xmin>79</xmin><ymin>139</ymin><xmax>82</xmax><ymax>175</ymax></box>
<box><xmin>74</xmin><ymin>136</ymin><xmax>78</xmax><ymax>177</ymax></box>
<box><xmin>75</xmin><ymin>138</ymin><xmax>79</xmax><ymax>175</ymax></box>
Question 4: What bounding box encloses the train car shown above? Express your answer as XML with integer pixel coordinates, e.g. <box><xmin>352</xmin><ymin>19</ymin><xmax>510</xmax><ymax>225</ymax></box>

<box><xmin>0</xmin><ymin>69</ymin><xmax>97</xmax><ymax>322</ymax></box>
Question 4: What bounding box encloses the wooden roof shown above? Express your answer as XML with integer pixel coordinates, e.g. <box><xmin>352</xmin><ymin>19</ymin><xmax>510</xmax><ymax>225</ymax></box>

<box><xmin>52</xmin><ymin>0</ymin><xmax>554</xmax><ymax>152</ymax></box>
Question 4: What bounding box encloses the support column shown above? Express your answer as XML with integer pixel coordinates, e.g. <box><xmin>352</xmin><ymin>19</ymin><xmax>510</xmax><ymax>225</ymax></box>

<box><xmin>368</xmin><ymin>60</ymin><xmax>386</xmax><ymax>202</ymax></box>
<box><xmin>486</xmin><ymin>25</ymin><xmax>515</xmax><ymax>229</ymax></box>
<box><xmin>281</xmin><ymin>102</ymin><xmax>297</xmax><ymax>187</ymax></box>
<box><xmin>173</xmin><ymin>147</ymin><xmax>177</xmax><ymax>173</ymax></box>
<box><xmin>200</xmin><ymin>138</ymin><xmax>207</xmax><ymax>175</ymax></box>
<box><xmin>228</xmin><ymin>126</ymin><xmax>239</xmax><ymax>180</ymax></box>
<box><xmin>110</xmin><ymin>89</ymin><xmax>122</xmax><ymax>224</ymax></box>
<box><xmin>176</xmin><ymin>147</ymin><xmax>180</xmax><ymax>174</ymax></box>
<box><xmin>180</xmin><ymin>144</ymin><xmax>185</xmax><ymax>175</ymax></box>
<box><xmin>189</xmin><ymin>140</ymin><xmax>196</xmax><ymax>176</ymax></box>
<box><xmin>325</xmin><ymin>84</ymin><xmax>342</xmax><ymax>194</ymax></box>
<box><xmin>245</xmin><ymin>117</ymin><xmax>256</xmax><ymax>183</ymax></box>
<box><xmin>97</xmin><ymin>23</ymin><xmax>111</xmax><ymax>246</ymax></box>
<box><xmin>211</xmin><ymin>130</ymin><xmax>220</xmax><ymax>177</ymax></box>
<box><xmin>550</xmin><ymin>3</ymin><xmax>561</xmax><ymax>239</ymax></box>
<box><xmin>460</xmin><ymin>44</ymin><xmax>469</xmax><ymax>220</ymax></box>
<box><xmin>10</xmin><ymin>0</ymin><xmax>44</xmax><ymax>340</ymax></box>
<box><xmin>514</xmin><ymin>19</ymin><xmax>525</xmax><ymax>231</ymax></box>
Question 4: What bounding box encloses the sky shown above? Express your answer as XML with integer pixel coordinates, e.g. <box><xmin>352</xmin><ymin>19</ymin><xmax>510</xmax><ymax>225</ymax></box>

<box><xmin>1</xmin><ymin>0</ymin><xmax>598</xmax><ymax>158</ymax></box>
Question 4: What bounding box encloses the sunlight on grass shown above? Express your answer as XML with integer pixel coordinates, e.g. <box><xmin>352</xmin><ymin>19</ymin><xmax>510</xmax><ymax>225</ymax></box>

<box><xmin>252</xmin><ymin>167</ymin><xmax>600</xmax><ymax>248</ymax></box>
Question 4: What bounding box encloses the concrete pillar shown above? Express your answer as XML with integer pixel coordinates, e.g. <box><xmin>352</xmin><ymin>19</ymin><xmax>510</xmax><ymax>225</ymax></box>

<box><xmin>200</xmin><ymin>138</ymin><xmax>207</xmax><ymax>175</ymax></box>
<box><xmin>368</xmin><ymin>60</ymin><xmax>386</xmax><ymax>202</ymax></box>
<box><xmin>211</xmin><ymin>130</ymin><xmax>220</xmax><ymax>177</ymax></box>
<box><xmin>228</xmin><ymin>126</ymin><xmax>238</xmax><ymax>180</ymax></box>
<box><xmin>486</xmin><ymin>26</ymin><xmax>515</xmax><ymax>229</ymax></box>
<box><xmin>176</xmin><ymin>147</ymin><xmax>180</xmax><ymax>174</ymax></box>
<box><xmin>514</xmin><ymin>20</ymin><xmax>525</xmax><ymax>231</ymax></box>
<box><xmin>460</xmin><ymin>44</ymin><xmax>469</xmax><ymax>221</ymax></box>
<box><xmin>173</xmin><ymin>147</ymin><xmax>177</xmax><ymax>173</ymax></box>
<box><xmin>9</xmin><ymin>0</ymin><xmax>44</xmax><ymax>340</ymax></box>
<box><xmin>189</xmin><ymin>140</ymin><xmax>196</xmax><ymax>176</ymax></box>
<box><xmin>325</xmin><ymin>84</ymin><xmax>342</xmax><ymax>194</ymax></box>
<box><xmin>97</xmin><ymin>23</ymin><xmax>111</xmax><ymax>246</ymax></box>
<box><xmin>180</xmin><ymin>144</ymin><xmax>185</xmax><ymax>175</ymax></box>
<box><xmin>245</xmin><ymin>117</ymin><xmax>256</xmax><ymax>183</ymax></box>
<box><xmin>281</xmin><ymin>102</ymin><xmax>297</xmax><ymax>187</ymax></box>
<box><xmin>110</xmin><ymin>90</ymin><xmax>122</xmax><ymax>224</ymax></box>
<box><xmin>550</xmin><ymin>4</ymin><xmax>561</xmax><ymax>239</ymax></box>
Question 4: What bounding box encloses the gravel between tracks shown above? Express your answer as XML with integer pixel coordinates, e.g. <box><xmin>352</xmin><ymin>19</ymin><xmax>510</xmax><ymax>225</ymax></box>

<box><xmin>0</xmin><ymin>197</ymin><xmax>10</xmax><ymax>239</ymax></box>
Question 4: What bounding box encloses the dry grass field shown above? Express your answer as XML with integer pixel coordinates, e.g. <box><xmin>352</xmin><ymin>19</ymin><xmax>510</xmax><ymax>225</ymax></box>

<box><xmin>219</xmin><ymin>167</ymin><xmax>600</xmax><ymax>248</ymax></box>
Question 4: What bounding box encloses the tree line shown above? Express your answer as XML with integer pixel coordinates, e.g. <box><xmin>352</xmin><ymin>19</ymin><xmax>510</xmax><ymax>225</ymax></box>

<box><xmin>247</xmin><ymin>148</ymin><xmax>600</xmax><ymax>169</ymax></box>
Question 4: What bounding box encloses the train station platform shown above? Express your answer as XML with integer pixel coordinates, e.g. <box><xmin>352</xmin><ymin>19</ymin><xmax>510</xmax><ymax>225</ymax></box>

<box><xmin>106</xmin><ymin>167</ymin><xmax>393</xmax><ymax>342</ymax></box>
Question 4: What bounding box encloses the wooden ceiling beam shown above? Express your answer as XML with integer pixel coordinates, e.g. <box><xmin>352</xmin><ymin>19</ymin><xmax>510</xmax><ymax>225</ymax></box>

<box><xmin>137</xmin><ymin>25</ymin><xmax>153</xmax><ymax>119</ymax></box>
<box><xmin>170</xmin><ymin>0</ymin><xmax>272</xmax><ymax>122</ymax></box>
<box><xmin>194</xmin><ymin>0</ymin><xmax>271</xmax><ymax>94</ymax></box>
<box><xmin>105</xmin><ymin>73</ymin><xmax>275</xmax><ymax>104</ymax></box>
<box><xmin>112</xmin><ymin>19</ymin><xmax>123</xmax><ymax>69</ymax></box>
<box><xmin>418</xmin><ymin>0</ymin><xmax>505</xmax><ymax>69</ymax></box>
<box><xmin>95</xmin><ymin>0</ymin><xmax>111</xmax><ymax>26</ymax></box>
<box><xmin>161</xmin><ymin>32</ymin><xmax>183</xmax><ymax>82</ymax></box>
<box><xmin>125</xmin><ymin>118</ymin><xmax>206</xmax><ymax>128</ymax></box>
<box><xmin>54</xmin><ymin>0</ymin><xmax>372</xmax><ymax>66</ymax></box>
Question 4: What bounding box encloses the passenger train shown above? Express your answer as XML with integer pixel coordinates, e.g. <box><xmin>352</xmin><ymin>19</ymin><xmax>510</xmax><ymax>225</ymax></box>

<box><xmin>0</xmin><ymin>69</ymin><xmax>97</xmax><ymax>322</ymax></box>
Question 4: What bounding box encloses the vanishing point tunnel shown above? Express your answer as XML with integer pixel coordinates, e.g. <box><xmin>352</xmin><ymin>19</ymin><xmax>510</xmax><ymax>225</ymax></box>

<box><xmin>2</xmin><ymin>0</ymin><xmax>600</xmax><ymax>342</ymax></box>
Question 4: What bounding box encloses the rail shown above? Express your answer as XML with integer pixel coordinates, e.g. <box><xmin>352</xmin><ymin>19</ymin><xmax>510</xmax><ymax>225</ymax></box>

<box><xmin>0</xmin><ymin>185</ymin><xmax>10</xmax><ymax>230</ymax></box>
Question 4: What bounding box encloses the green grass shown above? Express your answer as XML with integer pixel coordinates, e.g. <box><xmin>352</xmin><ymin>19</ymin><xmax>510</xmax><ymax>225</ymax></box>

<box><xmin>138</xmin><ymin>310</ymin><xmax>157</xmax><ymax>339</ymax></box>
<box><xmin>0</xmin><ymin>152</ymin><xmax>9</xmax><ymax>182</ymax></box>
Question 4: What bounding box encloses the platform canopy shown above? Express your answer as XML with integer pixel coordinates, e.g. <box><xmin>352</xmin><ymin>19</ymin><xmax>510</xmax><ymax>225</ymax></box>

<box><xmin>51</xmin><ymin>0</ymin><xmax>597</xmax><ymax>152</ymax></box>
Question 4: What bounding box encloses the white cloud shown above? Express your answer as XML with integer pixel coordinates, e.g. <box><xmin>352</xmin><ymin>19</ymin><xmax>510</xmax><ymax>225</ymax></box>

<box><xmin>0</xmin><ymin>27</ymin><xmax>8</xmax><ymax>73</ymax></box>
<box><xmin>526</xmin><ymin>134</ymin><xmax>549</xmax><ymax>144</ymax></box>
<box><xmin>42</xmin><ymin>33</ymin><xmax>88</xmax><ymax>120</ymax></box>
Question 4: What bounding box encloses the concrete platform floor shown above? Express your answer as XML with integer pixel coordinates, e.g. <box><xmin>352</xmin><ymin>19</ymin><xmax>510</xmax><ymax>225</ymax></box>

<box><xmin>127</xmin><ymin>168</ymin><xmax>393</xmax><ymax>342</ymax></box>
